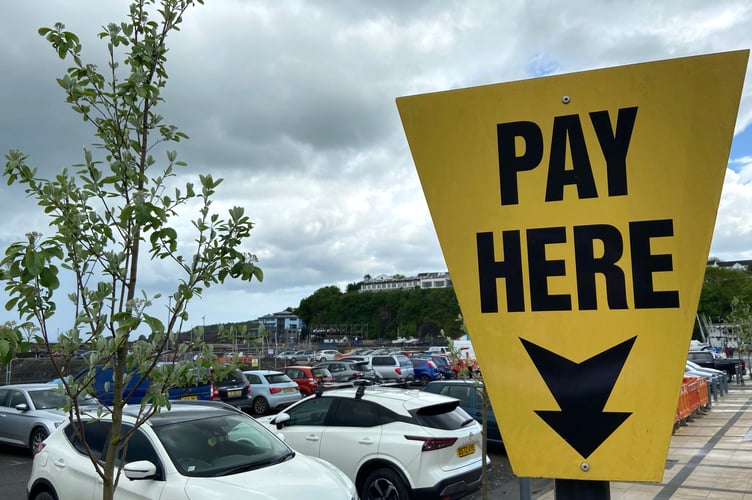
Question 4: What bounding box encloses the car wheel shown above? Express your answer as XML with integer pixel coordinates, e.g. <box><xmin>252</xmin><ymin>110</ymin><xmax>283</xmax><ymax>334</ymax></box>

<box><xmin>29</xmin><ymin>427</ymin><xmax>48</xmax><ymax>453</ymax></box>
<box><xmin>319</xmin><ymin>357</ymin><xmax>326</xmax><ymax>362</ymax></box>
<box><xmin>290</xmin><ymin>357</ymin><xmax>297</xmax><ymax>364</ymax></box>
<box><xmin>361</xmin><ymin>467</ymin><xmax>410</xmax><ymax>500</ymax></box>
<box><xmin>419</xmin><ymin>374</ymin><xmax>431</xmax><ymax>386</ymax></box>
<box><xmin>253</xmin><ymin>396</ymin><xmax>269</xmax><ymax>415</ymax></box>
<box><xmin>32</xmin><ymin>490</ymin><xmax>56</xmax><ymax>500</ymax></box>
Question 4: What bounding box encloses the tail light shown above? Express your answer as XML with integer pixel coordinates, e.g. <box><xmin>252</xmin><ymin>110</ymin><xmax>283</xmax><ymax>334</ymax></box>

<box><xmin>395</xmin><ymin>367</ymin><xmax>402</xmax><ymax>375</ymax></box>
<box><xmin>428</xmin><ymin>361</ymin><xmax>437</xmax><ymax>368</ymax></box>
<box><xmin>33</xmin><ymin>442</ymin><xmax>46</xmax><ymax>455</ymax></box>
<box><xmin>404</xmin><ymin>435</ymin><xmax>457</xmax><ymax>452</ymax></box>
<box><xmin>269</xmin><ymin>387</ymin><xmax>282</xmax><ymax>394</ymax></box>
<box><xmin>210</xmin><ymin>382</ymin><xmax>220</xmax><ymax>400</ymax></box>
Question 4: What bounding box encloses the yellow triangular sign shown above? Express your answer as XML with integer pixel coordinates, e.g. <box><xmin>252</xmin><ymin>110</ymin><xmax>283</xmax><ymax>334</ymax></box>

<box><xmin>398</xmin><ymin>50</ymin><xmax>748</xmax><ymax>481</ymax></box>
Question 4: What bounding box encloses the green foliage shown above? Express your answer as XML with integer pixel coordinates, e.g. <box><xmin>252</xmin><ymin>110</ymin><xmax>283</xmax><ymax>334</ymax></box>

<box><xmin>1</xmin><ymin>2</ymin><xmax>260</xmax><ymax>499</ymax></box>
<box><xmin>697</xmin><ymin>266</ymin><xmax>752</xmax><ymax>321</ymax></box>
<box><xmin>297</xmin><ymin>285</ymin><xmax>462</xmax><ymax>340</ymax></box>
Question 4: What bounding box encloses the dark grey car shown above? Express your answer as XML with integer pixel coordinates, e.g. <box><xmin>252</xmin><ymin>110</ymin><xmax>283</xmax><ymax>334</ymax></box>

<box><xmin>314</xmin><ymin>360</ymin><xmax>380</xmax><ymax>383</ymax></box>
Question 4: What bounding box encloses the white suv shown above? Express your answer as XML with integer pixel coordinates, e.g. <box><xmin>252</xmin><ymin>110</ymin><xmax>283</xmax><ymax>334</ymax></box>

<box><xmin>258</xmin><ymin>385</ymin><xmax>487</xmax><ymax>499</ymax></box>
<box><xmin>27</xmin><ymin>401</ymin><xmax>357</xmax><ymax>500</ymax></box>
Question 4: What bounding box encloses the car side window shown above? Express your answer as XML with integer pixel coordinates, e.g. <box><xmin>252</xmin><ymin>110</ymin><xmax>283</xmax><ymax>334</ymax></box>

<box><xmin>64</xmin><ymin>421</ymin><xmax>160</xmax><ymax>468</ymax></box>
<box><xmin>247</xmin><ymin>374</ymin><xmax>262</xmax><ymax>384</ymax></box>
<box><xmin>371</xmin><ymin>356</ymin><xmax>388</xmax><ymax>366</ymax></box>
<box><xmin>286</xmin><ymin>397</ymin><xmax>335</xmax><ymax>426</ymax></box>
<box><xmin>8</xmin><ymin>390</ymin><xmax>28</xmax><ymax>408</ymax></box>
<box><xmin>442</xmin><ymin>386</ymin><xmax>474</xmax><ymax>407</ymax></box>
<box><xmin>0</xmin><ymin>389</ymin><xmax>10</xmax><ymax>407</ymax></box>
<box><xmin>65</xmin><ymin>421</ymin><xmax>112</xmax><ymax>459</ymax></box>
<box><xmin>329</xmin><ymin>399</ymin><xmax>380</xmax><ymax>427</ymax></box>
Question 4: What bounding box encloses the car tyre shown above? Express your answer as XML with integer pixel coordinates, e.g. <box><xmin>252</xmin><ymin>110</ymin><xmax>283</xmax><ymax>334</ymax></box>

<box><xmin>419</xmin><ymin>374</ymin><xmax>431</xmax><ymax>386</ymax></box>
<box><xmin>361</xmin><ymin>467</ymin><xmax>410</xmax><ymax>500</ymax></box>
<box><xmin>32</xmin><ymin>490</ymin><xmax>56</xmax><ymax>500</ymax></box>
<box><xmin>29</xmin><ymin>427</ymin><xmax>49</xmax><ymax>453</ymax></box>
<box><xmin>253</xmin><ymin>396</ymin><xmax>269</xmax><ymax>415</ymax></box>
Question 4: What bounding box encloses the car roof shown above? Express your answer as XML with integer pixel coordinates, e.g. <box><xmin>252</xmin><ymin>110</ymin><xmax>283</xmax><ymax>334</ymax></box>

<box><xmin>243</xmin><ymin>369</ymin><xmax>284</xmax><ymax>375</ymax></box>
<box><xmin>118</xmin><ymin>401</ymin><xmax>244</xmax><ymax>427</ymax></box>
<box><xmin>2</xmin><ymin>383</ymin><xmax>58</xmax><ymax>391</ymax></box>
<box><xmin>316</xmin><ymin>385</ymin><xmax>459</xmax><ymax>413</ymax></box>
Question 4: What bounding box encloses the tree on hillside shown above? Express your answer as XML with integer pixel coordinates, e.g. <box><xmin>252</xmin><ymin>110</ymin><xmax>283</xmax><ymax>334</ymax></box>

<box><xmin>0</xmin><ymin>2</ymin><xmax>262</xmax><ymax>499</ymax></box>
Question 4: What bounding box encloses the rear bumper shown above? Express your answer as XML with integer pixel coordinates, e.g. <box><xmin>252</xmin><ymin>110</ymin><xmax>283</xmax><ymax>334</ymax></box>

<box><xmin>411</xmin><ymin>463</ymin><xmax>487</xmax><ymax>500</ymax></box>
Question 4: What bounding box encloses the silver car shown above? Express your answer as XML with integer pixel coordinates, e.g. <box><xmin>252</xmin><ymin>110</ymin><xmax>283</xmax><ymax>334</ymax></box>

<box><xmin>0</xmin><ymin>383</ymin><xmax>80</xmax><ymax>453</ymax></box>
<box><xmin>243</xmin><ymin>370</ymin><xmax>302</xmax><ymax>415</ymax></box>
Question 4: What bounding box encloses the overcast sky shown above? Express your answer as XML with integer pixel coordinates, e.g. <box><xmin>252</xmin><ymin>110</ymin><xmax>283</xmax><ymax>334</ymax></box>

<box><xmin>1</xmin><ymin>1</ymin><xmax>752</xmax><ymax>337</ymax></box>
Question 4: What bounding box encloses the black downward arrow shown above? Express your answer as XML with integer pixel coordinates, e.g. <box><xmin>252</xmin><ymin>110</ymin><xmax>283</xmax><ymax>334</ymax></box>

<box><xmin>520</xmin><ymin>336</ymin><xmax>637</xmax><ymax>458</ymax></box>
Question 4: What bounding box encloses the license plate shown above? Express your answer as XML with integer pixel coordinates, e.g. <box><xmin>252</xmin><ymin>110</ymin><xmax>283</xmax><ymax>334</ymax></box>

<box><xmin>456</xmin><ymin>443</ymin><xmax>476</xmax><ymax>457</ymax></box>
<box><xmin>181</xmin><ymin>395</ymin><xmax>198</xmax><ymax>400</ymax></box>
<box><xmin>284</xmin><ymin>387</ymin><xmax>297</xmax><ymax>393</ymax></box>
<box><xmin>227</xmin><ymin>390</ymin><xmax>241</xmax><ymax>398</ymax></box>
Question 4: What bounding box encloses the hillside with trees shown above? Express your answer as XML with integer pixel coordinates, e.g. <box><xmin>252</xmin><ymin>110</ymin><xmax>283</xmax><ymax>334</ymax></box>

<box><xmin>296</xmin><ymin>284</ymin><xmax>462</xmax><ymax>342</ymax></box>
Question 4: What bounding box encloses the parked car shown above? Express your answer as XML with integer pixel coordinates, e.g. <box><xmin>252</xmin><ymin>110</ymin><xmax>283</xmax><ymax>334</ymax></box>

<box><xmin>290</xmin><ymin>350</ymin><xmax>315</xmax><ymax>363</ymax></box>
<box><xmin>243</xmin><ymin>370</ymin><xmax>302</xmax><ymax>415</ymax></box>
<box><xmin>258</xmin><ymin>385</ymin><xmax>487</xmax><ymax>500</ymax></box>
<box><xmin>27</xmin><ymin>400</ymin><xmax>358</xmax><ymax>500</ymax></box>
<box><xmin>425</xmin><ymin>354</ymin><xmax>457</xmax><ymax>379</ymax></box>
<box><xmin>687</xmin><ymin>350</ymin><xmax>745</xmax><ymax>381</ymax></box>
<box><xmin>77</xmin><ymin>364</ymin><xmax>214</xmax><ymax>406</ymax></box>
<box><xmin>275</xmin><ymin>351</ymin><xmax>298</xmax><ymax>362</ymax></box>
<box><xmin>315</xmin><ymin>349</ymin><xmax>342</xmax><ymax>362</ymax></box>
<box><xmin>280</xmin><ymin>365</ymin><xmax>339</xmax><ymax>396</ymax></box>
<box><xmin>370</xmin><ymin>354</ymin><xmax>415</xmax><ymax>382</ymax></box>
<box><xmin>0</xmin><ymin>384</ymin><xmax>92</xmax><ymax>453</ymax></box>
<box><xmin>410</xmin><ymin>358</ymin><xmax>441</xmax><ymax>385</ymax></box>
<box><xmin>315</xmin><ymin>360</ymin><xmax>380</xmax><ymax>383</ymax></box>
<box><xmin>424</xmin><ymin>379</ymin><xmax>502</xmax><ymax>446</ymax></box>
<box><xmin>210</xmin><ymin>368</ymin><xmax>252</xmax><ymax>408</ymax></box>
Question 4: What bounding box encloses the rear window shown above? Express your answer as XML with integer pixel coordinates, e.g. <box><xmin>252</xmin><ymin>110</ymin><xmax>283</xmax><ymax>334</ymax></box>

<box><xmin>412</xmin><ymin>401</ymin><xmax>475</xmax><ymax>430</ymax></box>
<box><xmin>265</xmin><ymin>373</ymin><xmax>293</xmax><ymax>384</ymax></box>
<box><xmin>351</xmin><ymin>362</ymin><xmax>370</xmax><ymax>371</ymax></box>
<box><xmin>396</xmin><ymin>356</ymin><xmax>412</xmax><ymax>367</ymax></box>
<box><xmin>371</xmin><ymin>356</ymin><xmax>393</xmax><ymax>366</ymax></box>
<box><xmin>311</xmin><ymin>368</ymin><xmax>332</xmax><ymax>378</ymax></box>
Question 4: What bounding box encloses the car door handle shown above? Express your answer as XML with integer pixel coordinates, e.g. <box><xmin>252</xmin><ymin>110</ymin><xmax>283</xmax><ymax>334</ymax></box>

<box><xmin>305</xmin><ymin>434</ymin><xmax>320</xmax><ymax>442</ymax></box>
<box><xmin>358</xmin><ymin>438</ymin><xmax>375</xmax><ymax>445</ymax></box>
<box><xmin>53</xmin><ymin>458</ymin><xmax>66</xmax><ymax>469</ymax></box>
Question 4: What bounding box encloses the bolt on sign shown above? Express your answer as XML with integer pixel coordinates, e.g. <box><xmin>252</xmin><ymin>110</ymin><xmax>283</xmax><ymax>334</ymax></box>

<box><xmin>397</xmin><ymin>50</ymin><xmax>748</xmax><ymax>481</ymax></box>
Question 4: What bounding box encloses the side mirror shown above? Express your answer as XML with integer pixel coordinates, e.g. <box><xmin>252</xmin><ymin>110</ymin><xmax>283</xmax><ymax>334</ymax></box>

<box><xmin>14</xmin><ymin>403</ymin><xmax>29</xmax><ymax>412</ymax></box>
<box><xmin>274</xmin><ymin>412</ymin><xmax>291</xmax><ymax>429</ymax></box>
<box><xmin>123</xmin><ymin>460</ymin><xmax>157</xmax><ymax>480</ymax></box>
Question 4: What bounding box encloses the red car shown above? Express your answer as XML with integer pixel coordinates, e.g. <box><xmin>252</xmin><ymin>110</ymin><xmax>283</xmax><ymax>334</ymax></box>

<box><xmin>280</xmin><ymin>366</ymin><xmax>337</xmax><ymax>396</ymax></box>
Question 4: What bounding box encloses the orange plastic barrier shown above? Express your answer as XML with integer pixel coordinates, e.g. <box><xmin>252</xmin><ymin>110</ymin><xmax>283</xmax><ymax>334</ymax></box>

<box><xmin>684</xmin><ymin>376</ymin><xmax>701</xmax><ymax>414</ymax></box>
<box><xmin>674</xmin><ymin>380</ymin><xmax>691</xmax><ymax>425</ymax></box>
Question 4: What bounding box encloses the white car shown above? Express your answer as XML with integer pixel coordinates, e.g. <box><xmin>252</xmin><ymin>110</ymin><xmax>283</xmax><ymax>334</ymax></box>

<box><xmin>27</xmin><ymin>401</ymin><xmax>357</xmax><ymax>500</ymax></box>
<box><xmin>315</xmin><ymin>349</ymin><xmax>342</xmax><ymax>362</ymax></box>
<box><xmin>258</xmin><ymin>385</ymin><xmax>487</xmax><ymax>499</ymax></box>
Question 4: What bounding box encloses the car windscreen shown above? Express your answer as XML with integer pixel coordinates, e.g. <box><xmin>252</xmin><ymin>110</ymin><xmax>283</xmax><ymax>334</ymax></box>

<box><xmin>155</xmin><ymin>413</ymin><xmax>292</xmax><ymax>477</ymax></box>
<box><xmin>411</xmin><ymin>401</ymin><xmax>476</xmax><ymax>430</ymax></box>
<box><xmin>29</xmin><ymin>388</ymin><xmax>92</xmax><ymax>409</ymax></box>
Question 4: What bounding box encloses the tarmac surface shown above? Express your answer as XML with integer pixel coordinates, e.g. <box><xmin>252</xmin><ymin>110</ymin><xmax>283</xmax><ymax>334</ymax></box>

<box><xmin>467</xmin><ymin>381</ymin><xmax>752</xmax><ymax>499</ymax></box>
